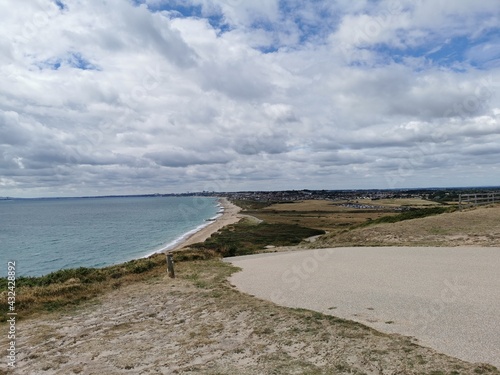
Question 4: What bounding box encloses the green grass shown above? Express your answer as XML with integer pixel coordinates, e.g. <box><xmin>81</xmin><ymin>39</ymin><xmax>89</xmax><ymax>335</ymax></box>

<box><xmin>357</xmin><ymin>206</ymin><xmax>455</xmax><ymax>228</ymax></box>
<box><xmin>231</xmin><ymin>199</ymin><xmax>274</xmax><ymax>210</ymax></box>
<box><xmin>0</xmin><ymin>258</ymin><xmax>158</xmax><ymax>290</ymax></box>
<box><xmin>189</xmin><ymin>219</ymin><xmax>325</xmax><ymax>257</ymax></box>
<box><xmin>0</xmin><ymin>255</ymin><xmax>167</xmax><ymax>322</ymax></box>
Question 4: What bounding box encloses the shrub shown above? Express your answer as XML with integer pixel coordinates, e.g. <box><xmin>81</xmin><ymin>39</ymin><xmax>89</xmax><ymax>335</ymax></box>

<box><xmin>190</xmin><ymin>221</ymin><xmax>325</xmax><ymax>257</ymax></box>
<box><xmin>357</xmin><ymin>207</ymin><xmax>455</xmax><ymax>228</ymax></box>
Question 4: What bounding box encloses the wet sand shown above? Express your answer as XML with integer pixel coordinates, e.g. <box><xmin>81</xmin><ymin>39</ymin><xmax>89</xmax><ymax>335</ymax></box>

<box><xmin>169</xmin><ymin>197</ymin><xmax>241</xmax><ymax>251</ymax></box>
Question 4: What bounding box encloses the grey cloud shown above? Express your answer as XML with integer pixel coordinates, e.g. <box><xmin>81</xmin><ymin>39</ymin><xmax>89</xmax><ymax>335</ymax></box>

<box><xmin>120</xmin><ymin>5</ymin><xmax>199</xmax><ymax>68</ymax></box>
<box><xmin>457</xmin><ymin>119</ymin><xmax>500</xmax><ymax>138</ymax></box>
<box><xmin>26</xmin><ymin>147</ymin><xmax>74</xmax><ymax>166</ymax></box>
<box><xmin>0</xmin><ymin>111</ymin><xmax>31</xmax><ymax>145</ymax></box>
<box><xmin>144</xmin><ymin>149</ymin><xmax>232</xmax><ymax>168</ymax></box>
<box><xmin>0</xmin><ymin>151</ymin><xmax>20</xmax><ymax>170</ymax></box>
<box><xmin>463</xmin><ymin>143</ymin><xmax>500</xmax><ymax>156</ymax></box>
<box><xmin>288</xmin><ymin>149</ymin><xmax>369</xmax><ymax>167</ymax></box>
<box><xmin>316</xmin><ymin>151</ymin><xmax>369</xmax><ymax>166</ymax></box>
<box><xmin>198</xmin><ymin>60</ymin><xmax>272</xmax><ymax>99</ymax></box>
<box><xmin>177</xmin><ymin>100</ymin><xmax>220</xmax><ymax>125</ymax></box>
<box><xmin>332</xmin><ymin>68</ymin><xmax>492</xmax><ymax>121</ymax></box>
<box><xmin>263</xmin><ymin>103</ymin><xmax>300</xmax><ymax>123</ymax></box>
<box><xmin>233</xmin><ymin>133</ymin><xmax>289</xmax><ymax>155</ymax></box>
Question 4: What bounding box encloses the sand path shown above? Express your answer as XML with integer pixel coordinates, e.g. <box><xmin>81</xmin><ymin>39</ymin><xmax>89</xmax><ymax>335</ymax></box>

<box><xmin>227</xmin><ymin>246</ymin><xmax>500</xmax><ymax>368</ymax></box>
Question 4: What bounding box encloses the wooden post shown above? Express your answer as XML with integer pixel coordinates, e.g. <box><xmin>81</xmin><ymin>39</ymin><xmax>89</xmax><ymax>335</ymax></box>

<box><xmin>166</xmin><ymin>253</ymin><xmax>175</xmax><ymax>278</ymax></box>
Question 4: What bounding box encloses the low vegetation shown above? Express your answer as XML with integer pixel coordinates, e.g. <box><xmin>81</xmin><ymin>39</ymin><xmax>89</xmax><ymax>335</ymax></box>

<box><xmin>231</xmin><ymin>199</ymin><xmax>274</xmax><ymax>210</ymax></box>
<box><xmin>0</xmin><ymin>255</ymin><xmax>167</xmax><ymax>322</ymax></box>
<box><xmin>357</xmin><ymin>206</ymin><xmax>455</xmax><ymax>228</ymax></box>
<box><xmin>312</xmin><ymin>203</ymin><xmax>500</xmax><ymax>248</ymax></box>
<box><xmin>189</xmin><ymin>218</ymin><xmax>325</xmax><ymax>256</ymax></box>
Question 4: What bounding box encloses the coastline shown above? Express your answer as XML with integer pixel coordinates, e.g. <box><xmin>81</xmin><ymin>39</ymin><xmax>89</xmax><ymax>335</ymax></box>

<box><xmin>163</xmin><ymin>197</ymin><xmax>242</xmax><ymax>252</ymax></box>
<box><xmin>10</xmin><ymin>200</ymin><xmax>500</xmax><ymax>374</ymax></box>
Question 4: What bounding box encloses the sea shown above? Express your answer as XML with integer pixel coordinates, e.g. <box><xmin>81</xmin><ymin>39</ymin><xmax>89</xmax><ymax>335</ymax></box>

<box><xmin>0</xmin><ymin>196</ymin><xmax>220</xmax><ymax>277</ymax></box>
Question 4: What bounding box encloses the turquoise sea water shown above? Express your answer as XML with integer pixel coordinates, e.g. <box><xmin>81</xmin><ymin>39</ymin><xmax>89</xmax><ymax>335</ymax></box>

<box><xmin>0</xmin><ymin>196</ymin><xmax>219</xmax><ymax>277</ymax></box>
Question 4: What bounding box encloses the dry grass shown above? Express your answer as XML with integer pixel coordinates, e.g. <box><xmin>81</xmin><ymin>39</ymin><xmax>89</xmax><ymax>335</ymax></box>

<box><xmin>263</xmin><ymin>198</ymin><xmax>442</xmax><ymax>211</ymax></box>
<box><xmin>0</xmin><ymin>255</ymin><xmax>168</xmax><ymax>323</ymax></box>
<box><xmin>244</xmin><ymin>200</ymin><xmax>399</xmax><ymax>233</ymax></box>
<box><xmin>7</xmin><ymin>258</ymin><xmax>499</xmax><ymax>374</ymax></box>
<box><xmin>263</xmin><ymin>200</ymin><xmax>351</xmax><ymax>211</ymax></box>
<box><xmin>313</xmin><ymin>204</ymin><xmax>500</xmax><ymax>248</ymax></box>
<box><xmin>356</xmin><ymin>198</ymin><xmax>443</xmax><ymax>207</ymax></box>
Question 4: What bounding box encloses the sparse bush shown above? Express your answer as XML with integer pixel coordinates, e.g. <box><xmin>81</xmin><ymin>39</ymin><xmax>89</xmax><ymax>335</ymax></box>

<box><xmin>357</xmin><ymin>207</ymin><xmax>455</xmax><ymax>228</ymax></box>
<box><xmin>190</xmin><ymin>221</ymin><xmax>324</xmax><ymax>257</ymax></box>
<box><xmin>0</xmin><ymin>253</ymin><xmax>166</xmax><ymax>322</ymax></box>
<box><xmin>172</xmin><ymin>249</ymin><xmax>219</xmax><ymax>262</ymax></box>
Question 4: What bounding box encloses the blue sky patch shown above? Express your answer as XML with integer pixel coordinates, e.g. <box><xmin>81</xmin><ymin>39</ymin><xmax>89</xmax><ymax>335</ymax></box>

<box><xmin>427</xmin><ymin>38</ymin><xmax>466</xmax><ymax>61</ymax></box>
<box><xmin>256</xmin><ymin>45</ymin><xmax>280</xmax><ymax>54</ymax></box>
<box><xmin>132</xmin><ymin>0</ymin><xmax>231</xmax><ymax>33</ymax></box>
<box><xmin>368</xmin><ymin>31</ymin><xmax>499</xmax><ymax>70</ymax></box>
<box><xmin>278</xmin><ymin>0</ymin><xmax>339</xmax><ymax>43</ymax></box>
<box><xmin>54</xmin><ymin>0</ymin><xmax>66</xmax><ymax>10</ymax></box>
<box><xmin>372</xmin><ymin>37</ymin><xmax>466</xmax><ymax>65</ymax></box>
<box><xmin>246</xmin><ymin>1</ymin><xmax>340</xmax><ymax>53</ymax></box>
<box><xmin>132</xmin><ymin>0</ymin><xmax>202</xmax><ymax>17</ymax></box>
<box><xmin>37</xmin><ymin>53</ymin><xmax>99</xmax><ymax>71</ymax></box>
<box><xmin>67</xmin><ymin>53</ymin><xmax>99</xmax><ymax>70</ymax></box>
<box><xmin>207</xmin><ymin>13</ymin><xmax>232</xmax><ymax>34</ymax></box>
<box><xmin>37</xmin><ymin>58</ymin><xmax>62</xmax><ymax>70</ymax></box>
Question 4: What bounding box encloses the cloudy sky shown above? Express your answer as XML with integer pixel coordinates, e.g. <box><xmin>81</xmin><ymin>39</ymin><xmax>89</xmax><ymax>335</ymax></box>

<box><xmin>1</xmin><ymin>0</ymin><xmax>499</xmax><ymax>197</ymax></box>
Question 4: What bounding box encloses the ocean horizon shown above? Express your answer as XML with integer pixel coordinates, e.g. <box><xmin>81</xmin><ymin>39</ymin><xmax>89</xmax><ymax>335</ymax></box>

<box><xmin>0</xmin><ymin>196</ymin><xmax>220</xmax><ymax>277</ymax></box>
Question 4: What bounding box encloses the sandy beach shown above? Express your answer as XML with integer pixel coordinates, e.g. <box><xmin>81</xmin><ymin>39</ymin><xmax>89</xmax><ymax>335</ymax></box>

<box><xmin>169</xmin><ymin>197</ymin><xmax>242</xmax><ymax>251</ymax></box>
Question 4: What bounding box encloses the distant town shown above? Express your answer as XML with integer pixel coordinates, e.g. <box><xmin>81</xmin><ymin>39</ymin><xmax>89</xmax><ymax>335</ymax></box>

<box><xmin>180</xmin><ymin>187</ymin><xmax>500</xmax><ymax>204</ymax></box>
<box><xmin>2</xmin><ymin>186</ymin><xmax>499</xmax><ymax>203</ymax></box>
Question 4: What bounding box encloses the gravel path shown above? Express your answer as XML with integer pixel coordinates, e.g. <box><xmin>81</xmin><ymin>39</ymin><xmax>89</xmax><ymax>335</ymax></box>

<box><xmin>227</xmin><ymin>247</ymin><xmax>500</xmax><ymax>368</ymax></box>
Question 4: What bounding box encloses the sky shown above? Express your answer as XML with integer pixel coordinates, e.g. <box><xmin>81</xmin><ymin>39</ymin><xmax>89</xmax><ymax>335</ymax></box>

<box><xmin>1</xmin><ymin>0</ymin><xmax>499</xmax><ymax>197</ymax></box>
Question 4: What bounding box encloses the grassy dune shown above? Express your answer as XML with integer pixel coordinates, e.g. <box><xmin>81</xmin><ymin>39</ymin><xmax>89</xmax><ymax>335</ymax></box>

<box><xmin>0</xmin><ymin>255</ymin><xmax>166</xmax><ymax>323</ymax></box>
<box><xmin>313</xmin><ymin>204</ymin><xmax>500</xmax><ymax>248</ymax></box>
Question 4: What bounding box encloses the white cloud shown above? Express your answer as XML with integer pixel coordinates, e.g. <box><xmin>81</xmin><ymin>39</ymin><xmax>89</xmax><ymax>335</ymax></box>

<box><xmin>0</xmin><ymin>0</ymin><xmax>499</xmax><ymax>197</ymax></box>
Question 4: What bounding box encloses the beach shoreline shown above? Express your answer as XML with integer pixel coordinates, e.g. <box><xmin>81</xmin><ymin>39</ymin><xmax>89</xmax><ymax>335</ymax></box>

<box><xmin>163</xmin><ymin>197</ymin><xmax>242</xmax><ymax>252</ymax></box>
